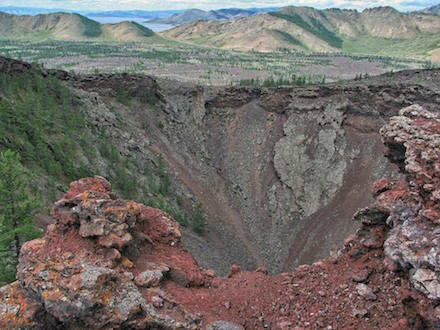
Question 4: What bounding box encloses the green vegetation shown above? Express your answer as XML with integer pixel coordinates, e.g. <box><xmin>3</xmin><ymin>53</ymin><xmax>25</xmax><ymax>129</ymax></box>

<box><xmin>270</xmin><ymin>12</ymin><xmax>343</xmax><ymax>48</ymax></box>
<box><xmin>190</xmin><ymin>202</ymin><xmax>207</xmax><ymax>235</ymax></box>
<box><xmin>273</xmin><ymin>30</ymin><xmax>304</xmax><ymax>47</ymax></box>
<box><xmin>131</xmin><ymin>22</ymin><xmax>155</xmax><ymax>37</ymax></box>
<box><xmin>239</xmin><ymin>74</ymin><xmax>325</xmax><ymax>87</ymax></box>
<box><xmin>0</xmin><ymin>39</ymin><xmax>427</xmax><ymax>87</ymax></box>
<box><xmin>0</xmin><ymin>70</ymin><xmax>206</xmax><ymax>237</ymax></box>
<box><xmin>77</xmin><ymin>14</ymin><xmax>102</xmax><ymax>38</ymax></box>
<box><xmin>342</xmin><ymin>35</ymin><xmax>440</xmax><ymax>60</ymax></box>
<box><xmin>143</xmin><ymin>156</ymin><xmax>207</xmax><ymax>235</ymax></box>
<box><xmin>0</xmin><ymin>72</ymin><xmax>94</xmax><ymax>183</ymax></box>
<box><xmin>354</xmin><ymin>73</ymin><xmax>370</xmax><ymax>80</ymax></box>
<box><xmin>0</xmin><ymin>150</ymin><xmax>42</xmax><ymax>285</ymax></box>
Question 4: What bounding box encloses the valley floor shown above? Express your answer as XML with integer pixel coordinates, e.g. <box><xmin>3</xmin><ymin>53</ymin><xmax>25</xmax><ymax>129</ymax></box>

<box><xmin>0</xmin><ymin>39</ymin><xmax>431</xmax><ymax>86</ymax></box>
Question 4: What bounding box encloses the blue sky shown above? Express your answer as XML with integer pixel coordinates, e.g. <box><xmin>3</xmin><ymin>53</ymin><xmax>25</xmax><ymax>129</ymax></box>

<box><xmin>0</xmin><ymin>0</ymin><xmax>437</xmax><ymax>11</ymax></box>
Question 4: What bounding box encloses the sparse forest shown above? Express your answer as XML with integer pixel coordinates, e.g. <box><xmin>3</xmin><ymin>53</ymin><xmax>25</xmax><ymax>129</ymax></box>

<box><xmin>0</xmin><ymin>150</ymin><xmax>42</xmax><ymax>285</ymax></box>
<box><xmin>0</xmin><ymin>70</ymin><xmax>207</xmax><ymax>259</ymax></box>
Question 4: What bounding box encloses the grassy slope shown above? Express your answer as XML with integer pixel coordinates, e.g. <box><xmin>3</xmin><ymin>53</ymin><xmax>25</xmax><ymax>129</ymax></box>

<box><xmin>269</xmin><ymin>11</ymin><xmax>343</xmax><ymax>48</ymax></box>
<box><xmin>272</xmin><ymin>29</ymin><xmax>305</xmax><ymax>48</ymax></box>
<box><xmin>131</xmin><ymin>22</ymin><xmax>155</xmax><ymax>37</ymax></box>
<box><xmin>77</xmin><ymin>14</ymin><xmax>102</xmax><ymax>37</ymax></box>
<box><xmin>342</xmin><ymin>35</ymin><xmax>440</xmax><ymax>60</ymax></box>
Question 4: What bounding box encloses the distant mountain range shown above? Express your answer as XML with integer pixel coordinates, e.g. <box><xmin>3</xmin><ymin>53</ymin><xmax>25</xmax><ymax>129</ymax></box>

<box><xmin>0</xmin><ymin>6</ymin><xmax>74</xmax><ymax>15</ymax></box>
<box><xmin>85</xmin><ymin>10</ymin><xmax>182</xmax><ymax>20</ymax></box>
<box><xmin>0</xmin><ymin>6</ymin><xmax>182</xmax><ymax>20</ymax></box>
<box><xmin>147</xmin><ymin>7</ymin><xmax>279</xmax><ymax>25</ymax></box>
<box><xmin>421</xmin><ymin>4</ymin><xmax>440</xmax><ymax>15</ymax></box>
<box><xmin>163</xmin><ymin>6</ymin><xmax>440</xmax><ymax>60</ymax></box>
<box><xmin>0</xmin><ymin>6</ymin><xmax>277</xmax><ymax>23</ymax></box>
<box><xmin>0</xmin><ymin>12</ymin><xmax>158</xmax><ymax>42</ymax></box>
<box><xmin>1</xmin><ymin>5</ymin><xmax>440</xmax><ymax>61</ymax></box>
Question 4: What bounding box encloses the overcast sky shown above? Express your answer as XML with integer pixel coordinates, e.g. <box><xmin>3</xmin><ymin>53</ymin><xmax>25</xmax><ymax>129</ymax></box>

<box><xmin>0</xmin><ymin>0</ymin><xmax>437</xmax><ymax>11</ymax></box>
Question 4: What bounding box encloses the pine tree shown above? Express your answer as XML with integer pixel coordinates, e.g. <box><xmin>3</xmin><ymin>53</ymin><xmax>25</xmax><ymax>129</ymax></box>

<box><xmin>0</xmin><ymin>150</ymin><xmax>42</xmax><ymax>285</ymax></box>
<box><xmin>191</xmin><ymin>202</ymin><xmax>207</xmax><ymax>235</ymax></box>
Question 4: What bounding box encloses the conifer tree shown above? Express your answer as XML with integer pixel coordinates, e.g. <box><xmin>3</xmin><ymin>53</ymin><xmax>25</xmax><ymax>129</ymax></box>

<box><xmin>0</xmin><ymin>150</ymin><xmax>42</xmax><ymax>285</ymax></box>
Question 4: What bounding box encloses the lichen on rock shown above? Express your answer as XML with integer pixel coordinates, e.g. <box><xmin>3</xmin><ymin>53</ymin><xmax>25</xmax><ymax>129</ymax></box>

<box><xmin>378</xmin><ymin>105</ymin><xmax>440</xmax><ymax>302</ymax></box>
<box><xmin>1</xmin><ymin>176</ymin><xmax>202</xmax><ymax>329</ymax></box>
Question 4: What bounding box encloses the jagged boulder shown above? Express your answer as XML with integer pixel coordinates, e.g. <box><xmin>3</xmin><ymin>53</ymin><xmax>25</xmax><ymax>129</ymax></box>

<box><xmin>0</xmin><ymin>176</ymin><xmax>203</xmax><ymax>329</ymax></box>
<box><xmin>379</xmin><ymin>105</ymin><xmax>440</xmax><ymax>301</ymax></box>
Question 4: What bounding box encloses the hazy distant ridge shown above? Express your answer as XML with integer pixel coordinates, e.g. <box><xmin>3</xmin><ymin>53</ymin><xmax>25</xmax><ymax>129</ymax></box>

<box><xmin>148</xmin><ymin>7</ymin><xmax>278</xmax><ymax>24</ymax></box>
<box><xmin>421</xmin><ymin>4</ymin><xmax>440</xmax><ymax>15</ymax></box>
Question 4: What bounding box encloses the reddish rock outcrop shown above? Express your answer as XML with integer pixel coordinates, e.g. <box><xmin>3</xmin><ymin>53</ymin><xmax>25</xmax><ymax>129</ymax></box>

<box><xmin>0</xmin><ymin>176</ymin><xmax>203</xmax><ymax>329</ymax></box>
<box><xmin>381</xmin><ymin>105</ymin><xmax>440</xmax><ymax>301</ymax></box>
<box><xmin>2</xmin><ymin>105</ymin><xmax>440</xmax><ymax>329</ymax></box>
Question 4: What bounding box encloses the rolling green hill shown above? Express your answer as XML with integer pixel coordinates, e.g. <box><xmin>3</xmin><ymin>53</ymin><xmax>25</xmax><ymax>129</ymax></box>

<box><xmin>0</xmin><ymin>12</ymin><xmax>158</xmax><ymax>42</ymax></box>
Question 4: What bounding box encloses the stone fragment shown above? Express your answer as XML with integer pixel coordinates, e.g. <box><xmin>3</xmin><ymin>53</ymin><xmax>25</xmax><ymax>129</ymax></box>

<box><xmin>353</xmin><ymin>308</ymin><xmax>369</xmax><ymax>318</ymax></box>
<box><xmin>354</xmin><ymin>207</ymin><xmax>388</xmax><ymax>226</ymax></box>
<box><xmin>135</xmin><ymin>270</ymin><xmax>164</xmax><ymax>288</ymax></box>
<box><xmin>104</xmin><ymin>248</ymin><xmax>122</xmax><ymax>262</ymax></box>
<box><xmin>151</xmin><ymin>296</ymin><xmax>164</xmax><ymax>308</ymax></box>
<box><xmin>79</xmin><ymin>217</ymin><xmax>105</xmax><ymax>237</ymax></box>
<box><xmin>204</xmin><ymin>269</ymin><xmax>216</xmax><ymax>278</ymax></box>
<box><xmin>81</xmin><ymin>265</ymin><xmax>116</xmax><ymax>289</ymax></box>
<box><xmin>98</xmin><ymin>232</ymin><xmax>133</xmax><ymax>249</ymax></box>
<box><xmin>206</xmin><ymin>321</ymin><xmax>245</xmax><ymax>330</ymax></box>
<box><xmin>410</xmin><ymin>269</ymin><xmax>440</xmax><ymax>300</ymax></box>
<box><xmin>372</xmin><ymin>179</ymin><xmax>393</xmax><ymax>197</ymax></box>
<box><xmin>356</xmin><ymin>283</ymin><xmax>377</xmax><ymax>301</ymax></box>
<box><xmin>351</xmin><ymin>269</ymin><xmax>371</xmax><ymax>283</ymax></box>
<box><xmin>421</xmin><ymin>209</ymin><xmax>440</xmax><ymax>223</ymax></box>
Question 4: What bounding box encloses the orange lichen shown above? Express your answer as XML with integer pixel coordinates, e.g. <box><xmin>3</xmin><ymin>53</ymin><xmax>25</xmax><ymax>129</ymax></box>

<box><xmin>122</xmin><ymin>257</ymin><xmax>134</xmax><ymax>269</ymax></box>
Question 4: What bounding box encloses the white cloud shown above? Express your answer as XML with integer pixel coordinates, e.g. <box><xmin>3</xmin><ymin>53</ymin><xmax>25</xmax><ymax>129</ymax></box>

<box><xmin>0</xmin><ymin>0</ymin><xmax>436</xmax><ymax>11</ymax></box>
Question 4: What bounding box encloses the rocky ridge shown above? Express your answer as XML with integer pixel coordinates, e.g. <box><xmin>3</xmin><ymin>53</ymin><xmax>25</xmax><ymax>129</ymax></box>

<box><xmin>2</xmin><ymin>105</ymin><xmax>440</xmax><ymax>328</ymax></box>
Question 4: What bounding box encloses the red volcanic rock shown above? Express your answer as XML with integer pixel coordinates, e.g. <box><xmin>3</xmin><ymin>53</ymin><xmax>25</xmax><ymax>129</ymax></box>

<box><xmin>135</xmin><ymin>269</ymin><xmax>166</xmax><ymax>288</ymax></box>
<box><xmin>2</xmin><ymin>105</ymin><xmax>440</xmax><ymax>329</ymax></box>
<box><xmin>1</xmin><ymin>177</ymin><xmax>201</xmax><ymax>329</ymax></box>
<box><xmin>381</xmin><ymin>105</ymin><xmax>440</xmax><ymax>302</ymax></box>
<box><xmin>372</xmin><ymin>178</ymin><xmax>393</xmax><ymax>197</ymax></box>
<box><xmin>229</xmin><ymin>265</ymin><xmax>241</xmax><ymax>277</ymax></box>
<box><xmin>65</xmin><ymin>175</ymin><xmax>112</xmax><ymax>199</ymax></box>
<box><xmin>421</xmin><ymin>208</ymin><xmax>440</xmax><ymax>223</ymax></box>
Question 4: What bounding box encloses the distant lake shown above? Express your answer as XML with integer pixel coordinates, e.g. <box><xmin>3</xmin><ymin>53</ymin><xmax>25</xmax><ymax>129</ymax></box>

<box><xmin>88</xmin><ymin>16</ymin><xmax>174</xmax><ymax>32</ymax></box>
